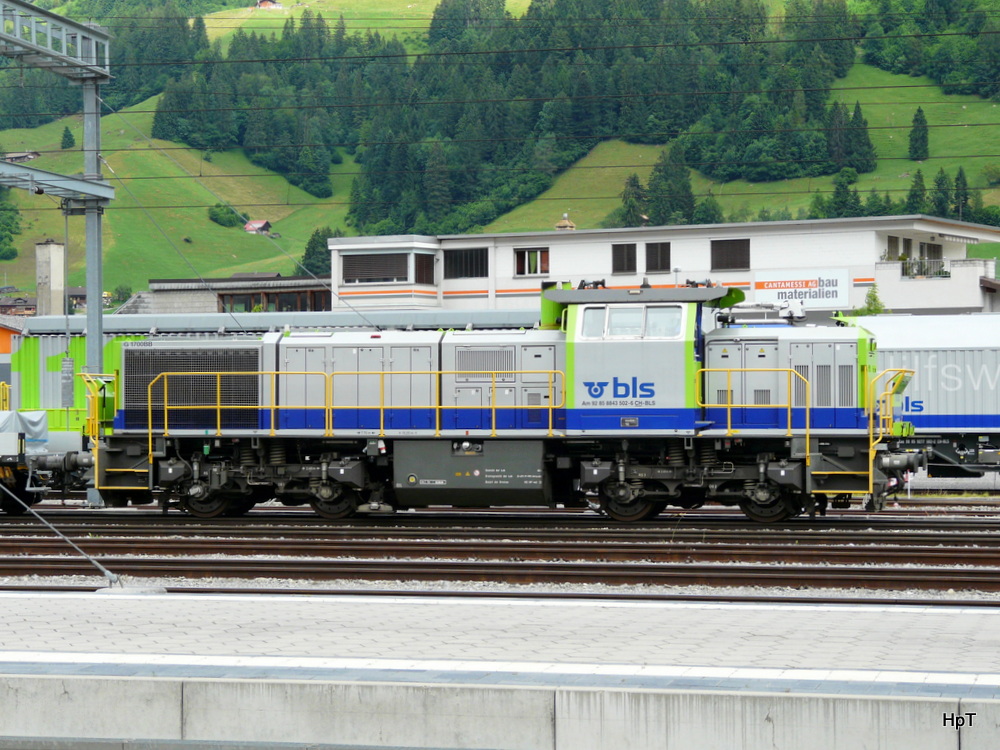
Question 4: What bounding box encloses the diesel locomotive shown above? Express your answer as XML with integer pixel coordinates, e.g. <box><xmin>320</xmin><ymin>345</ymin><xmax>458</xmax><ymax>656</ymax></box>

<box><xmin>0</xmin><ymin>282</ymin><xmax>924</xmax><ymax>522</ymax></box>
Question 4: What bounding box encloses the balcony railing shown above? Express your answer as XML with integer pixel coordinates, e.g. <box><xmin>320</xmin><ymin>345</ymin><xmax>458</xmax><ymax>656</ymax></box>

<box><xmin>901</xmin><ymin>258</ymin><xmax>950</xmax><ymax>278</ymax></box>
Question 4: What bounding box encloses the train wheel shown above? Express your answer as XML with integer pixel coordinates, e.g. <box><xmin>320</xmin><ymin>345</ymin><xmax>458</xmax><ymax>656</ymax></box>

<box><xmin>739</xmin><ymin>499</ymin><xmax>791</xmax><ymax>523</ymax></box>
<box><xmin>739</xmin><ymin>486</ymin><xmax>801</xmax><ymax>523</ymax></box>
<box><xmin>181</xmin><ymin>493</ymin><xmax>232</xmax><ymax>518</ymax></box>
<box><xmin>310</xmin><ymin>487</ymin><xmax>360</xmax><ymax>520</ymax></box>
<box><xmin>600</xmin><ymin>481</ymin><xmax>660</xmax><ymax>522</ymax></box>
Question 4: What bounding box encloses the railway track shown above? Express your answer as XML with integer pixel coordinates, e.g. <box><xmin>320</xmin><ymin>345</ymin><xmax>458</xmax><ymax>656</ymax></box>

<box><xmin>6</xmin><ymin>503</ymin><xmax>1000</xmax><ymax>593</ymax></box>
<box><xmin>4</xmin><ymin>533</ymin><xmax>1000</xmax><ymax>566</ymax></box>
<box><xmin>4</xmin><ymin>521</ymin><xmax>1000</xmax><ymax>592</ymax></box>
<box><xmin>2</xmin><ymin>556</ymin><xmax>1000</xmax><ymax>591</ymax></box>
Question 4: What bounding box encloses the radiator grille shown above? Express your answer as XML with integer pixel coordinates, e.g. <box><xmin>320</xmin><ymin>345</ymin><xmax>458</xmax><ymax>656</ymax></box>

<box><xmin>123</xmin><ymin>347</ymin><xmax>261</xmax><ymax>430</ymax></box>
<box><xmin>839</xmin><ymin>364</ymin><xmax>855</xmax><ymax>407</ymax></box>
<box><xmin>455</xmin><ymin>347</ymin><xmax>515</xmax><ymax>382</ymax></box>
<box><xmin>793</xmin><ymin>365</ymin><xmax>809</xmax><ymax>407</ymax></box>
<box><xmin>816</xmin><ymin>365</ymin><xmax>832</xmax><ymax>407</ymax></box>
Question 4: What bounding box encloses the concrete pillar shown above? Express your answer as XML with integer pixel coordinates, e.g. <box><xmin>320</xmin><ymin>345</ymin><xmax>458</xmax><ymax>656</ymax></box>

<box><xmin>35</xmin><ymin>238</ymin><xmax>65</xmax><ymax>316</ymax></box>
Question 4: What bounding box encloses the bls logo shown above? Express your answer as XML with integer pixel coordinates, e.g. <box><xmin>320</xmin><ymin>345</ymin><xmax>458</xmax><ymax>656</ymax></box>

<box><xmin>902</xmin><ymin>396</ymin><xmax>924</xmax><ymax>413</ymax></box>
<box><xmin>583</xmin><ymin>377</ymin><xmax>655</xmax><ymax>399</ymax></box>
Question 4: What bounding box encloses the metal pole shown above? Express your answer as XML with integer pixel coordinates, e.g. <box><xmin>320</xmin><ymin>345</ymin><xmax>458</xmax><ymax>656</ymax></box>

<box><xmin>82</xmin><ymin>79</ymin><xmax>103</xmax><ymax>375</ymax></box>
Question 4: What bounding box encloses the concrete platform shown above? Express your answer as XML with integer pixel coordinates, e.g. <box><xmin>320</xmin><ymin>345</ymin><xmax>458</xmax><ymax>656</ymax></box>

<box><xmin>1</xmin><ymin>591</ymin><xmax>998</xmax><ymax>749</ymax></box>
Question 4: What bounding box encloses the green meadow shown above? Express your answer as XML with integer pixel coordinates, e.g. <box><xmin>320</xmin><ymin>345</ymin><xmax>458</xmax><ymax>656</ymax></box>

<box><xmin>486</xmin><ymin>64</ymin><xmax>1000</xmax><ymax>232</ymax></box>
<box><xmin>0</xmin><ymin>43</ymin><xmax>995</xmax><ymax>294</ymax></box>
<box><xmin>1</xmin><ymin>99</ymin><xmax>358</xmax><ymax>292</ymax></box>
<box><xmin>203</xmin><ymin>0</ymin><xmax>533</xmax><ymax>54</ymax></box>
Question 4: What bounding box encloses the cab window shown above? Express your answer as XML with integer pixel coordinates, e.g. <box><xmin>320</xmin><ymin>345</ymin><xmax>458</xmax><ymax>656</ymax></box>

<box><xmin>607</xmin><ymin>306</ymin><xmax>644</xmax><ymax>337</ymax></box>
<box><xmin>645</xmin><ymin>306</ymin><xmax>682</xmax><ymax>338</ymax></box>
<box><xmin>580</xmin><ymin>306</ymin><xmax>606</xmax><ymax>338</ymax></box>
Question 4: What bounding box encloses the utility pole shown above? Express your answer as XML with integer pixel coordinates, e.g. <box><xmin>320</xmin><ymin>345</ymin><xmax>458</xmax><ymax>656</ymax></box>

<box><xmin>0</xmin><ymin>0</ymin><xmax>113</xmax><ymax>374</ymax></box>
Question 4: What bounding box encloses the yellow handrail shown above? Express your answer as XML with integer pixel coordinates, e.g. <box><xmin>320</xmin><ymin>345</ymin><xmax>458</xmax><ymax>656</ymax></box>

<box><xmin>80</xmin><ymin>373</ymin><xmax>126</xmax><ymax>492</ymax></box>
<box><xmin>865</xmin><ymin>368</ymin><xmax>915</xmax><ymax>494</ymax></box>
<box><xmin>696</xmin><ymin>367</ymin><xmax>811</xmax><ymax>446</ymax></box>
<box><xmin>146</xmin><ymin>368</ymin><xmax>567</xmax><ymax>460</ymax></box>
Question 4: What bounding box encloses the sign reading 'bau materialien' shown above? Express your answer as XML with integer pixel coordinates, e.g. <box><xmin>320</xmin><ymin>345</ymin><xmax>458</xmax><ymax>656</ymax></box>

<box><xmin>753</xmin><ymin>269</ymin><xmax>849</xmax><ymax>307</ymax></box>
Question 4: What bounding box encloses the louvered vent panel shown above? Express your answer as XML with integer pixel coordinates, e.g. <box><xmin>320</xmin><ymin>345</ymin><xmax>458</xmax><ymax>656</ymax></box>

<box><xmin>123</xmin><ymin>347</ymin><xmax>261</xmax><ymax>430</ymax></box>
<box><xmin>456</xmin><ymin>347</ymin><xmax>515</xmax><ymax>382</ymax></box>
<box><xmin>839</xmin><ymin>364</ymin><xmax>855</xmax><ymax>407</ymax></box>
<box><xmin>816</xmin><ymin>365</ymin><xmax>832</xmax><ymax>407</ymax></box>
<box><xmin>753</xmin><ymin>389</ymin><xmax>771</xmax><ymax>406</ymax></box>
<box><xmin>793</xmin><ymin>365</ymin><xmax>809</xmax><ymax>406</ymax></box>
<box><xmin>716</xmin><ymin>389</ymin><xmax>733</xmax><ymax>405</ymax></box>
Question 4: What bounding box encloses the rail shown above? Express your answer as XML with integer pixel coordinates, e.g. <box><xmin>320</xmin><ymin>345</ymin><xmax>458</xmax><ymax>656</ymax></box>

<box><xmin>146</xmin><ymin>368</ymin><xmax>566</xmax><ymax>457</ymax></box>
<box><xmin>0</xmin><ymin>381</ymin><xmax>8</xmax><ymax>410</ymax></box>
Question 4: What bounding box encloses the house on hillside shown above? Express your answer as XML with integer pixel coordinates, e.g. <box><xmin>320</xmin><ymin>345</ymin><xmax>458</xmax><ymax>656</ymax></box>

<box><xmin>244</xmin><ymin>220</ymin><xmax>271</xmax><ymax>235</ymax></box>
<box><xmin>254</xmin><ymin>0</ymin><xmax>283</xmax><ymax>8</ymax></box>
<box><xmin>0</xmin><ymin>296</ymin><xmax>36</xmax><ymax>316</ymax></box>
<box><xmin>3</xmin><ymin>152</ymin><xmax>40</xmax><ymax>163</ymax></box>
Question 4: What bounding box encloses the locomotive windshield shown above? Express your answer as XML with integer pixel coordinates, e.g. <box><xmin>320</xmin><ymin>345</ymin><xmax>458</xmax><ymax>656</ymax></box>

<box><xmin>580</xmin><ymin>305</ymin><xmax>683</xmax><ymax>339</ymax></box>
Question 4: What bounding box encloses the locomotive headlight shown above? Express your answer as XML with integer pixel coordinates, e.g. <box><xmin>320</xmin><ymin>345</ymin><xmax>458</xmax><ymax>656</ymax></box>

<box><xmin>461</xmin><ymin>440</ymin><xmax>472</xmax><ymax>451</ymax></box>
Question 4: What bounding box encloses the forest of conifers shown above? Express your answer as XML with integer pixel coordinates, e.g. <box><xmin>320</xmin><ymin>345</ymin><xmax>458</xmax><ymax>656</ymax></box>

<box><xmin>4</xmin><ymin>0</ymin><xmax>1000</xmax><ymax>238</ymax></box>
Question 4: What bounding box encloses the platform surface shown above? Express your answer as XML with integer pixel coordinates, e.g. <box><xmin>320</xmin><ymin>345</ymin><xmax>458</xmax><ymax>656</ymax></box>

<box><xmin>1</xmin><ymin>590</ymin><xmax>999</xmax><ymax>698</ymax></box>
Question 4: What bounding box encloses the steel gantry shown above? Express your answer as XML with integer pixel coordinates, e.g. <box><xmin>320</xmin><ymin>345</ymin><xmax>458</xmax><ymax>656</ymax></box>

<box><xmin>0</xmin><ymin>0</ymin><xmax>113</xmax><ymax>374</ymax></box>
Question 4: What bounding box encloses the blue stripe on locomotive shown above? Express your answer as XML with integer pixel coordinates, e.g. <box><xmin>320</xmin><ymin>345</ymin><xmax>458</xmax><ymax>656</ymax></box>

<box><xmin>704</xmin><ymin>406</ymin><xmax>868</xmax><ymax>430</ymax></box>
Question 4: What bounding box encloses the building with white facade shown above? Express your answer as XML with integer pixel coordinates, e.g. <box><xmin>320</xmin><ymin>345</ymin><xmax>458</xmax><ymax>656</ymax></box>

<box><xmin>328</xmin><ymin>215</ymin><xmax>1000</xmax><ymax>315</ymax></box>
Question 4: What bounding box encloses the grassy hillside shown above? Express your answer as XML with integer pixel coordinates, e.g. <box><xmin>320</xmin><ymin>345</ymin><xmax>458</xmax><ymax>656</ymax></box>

<box><xmin>0</xmin><ymin>99</ymin><xmax>357</xmax><ymax>292</ymax></box>
<box><xmin>1</xmin><ymin>51</ymin><xmax>994</xmax><ymax>293</ymax></box>
<box><xmin>485</xmin><ymin>64</ymin><xmax>1000</xmax><ymax>232</ymax></box>
<box><xmin>205</xmin><ymin>0</ymin><xmax>533</xmax><ymax>54</ymax></box>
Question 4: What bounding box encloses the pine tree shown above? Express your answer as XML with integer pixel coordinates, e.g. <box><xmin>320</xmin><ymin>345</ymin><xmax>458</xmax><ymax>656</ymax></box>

<box><xmin>300</xmin><ymin>226</ymin><xmax>334</xmax><ymax>276</ymax></box>
<box><xmin>953</xmin><ymin>167</ymin><xmax>970</xmax><ymax>220</ymax></box>
<box><xmin>60</xmin><ymin>126</ymin><xmax>74</xmax><ymax>149</ymax></box>
<box><xmin>931</xmin><ymin>168</ymin><xmax>953</xmax><ymax>218</ymax></box>
<box><xmin>692</xmin><ymin>191</ymin><xmax>725</xmax><ymax>224</ymax></box>
<box><xmin>825</xmin><ymin>101</ymin><xmax>850</xmax><ymax>169</ymax></box>
<box><xmin>908</xmin><ymin>106</ymin><xmax>929</xmax><ymax>160</ymax></box>
<box><xmin>905</xmin><ymin>169</ymin><xmax>928</xmax><ymax>213</ymax></box>
<box><xmin>847</xmin><ymin>102</ymin><xmax>877</xmax><ymax>173</ymax></box>
<box><xmin>853</xmin><ymin>284</ymin><xmax>889</xmax><ymax>315</ymax></box>
<box><xmin>647</xmin><ymin>145</ymin><xmax>695</xmax><ymax>225</ymax></box>
<box><xmin>620</xmin><ymin>173</ymin><xmax>648</xmax><ymax>228</ymax></box>
<box><xmin>423</xmin><ymin>142</ymin><xmax>452</xmax><ymax>219</ymax></box>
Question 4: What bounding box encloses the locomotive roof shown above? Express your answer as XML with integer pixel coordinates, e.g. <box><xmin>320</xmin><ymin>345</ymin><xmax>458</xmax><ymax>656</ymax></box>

<box><xmin>544</xmin><ymin>287</ymin><xmax>742</xmax><ymax>305</ymax></box>
<box><xmin>21</xmin><ymin>308</ymin><xmax>541</xmax><ymax>335</ymax></box>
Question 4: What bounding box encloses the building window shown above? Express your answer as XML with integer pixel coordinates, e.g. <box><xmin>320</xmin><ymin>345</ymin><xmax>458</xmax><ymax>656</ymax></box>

<box><xmin>515</xmin><ymin>247</ymin><xmax>549</xmax><ymax>276</ymax></box>
<box><xmin>711</xmin><ymin>239</ymin><xmax>750</xmax><ymax>271</ymax></box>
<box><xmin>311</xmin><ymin>290</ymin><xmax>331</xmax><ymax>310</ymax></box>
<box><xmin>646</xmin><ymin>242</ymin><xmax>671</xmax><ymax>272</ymax></box>
<box><xmin>415</xmin><ymin>254</ymin><xmax>435</xmax><ymax>284</ymax></box>
<box><xmin>444</xmin><ymin>248</ymin><xmax>488</xmax><ymax>279</ymax></box>
<box><xmin>612</xmin><ymin>243</ymin><xmax>636</xmax><ymax>274</ymax></box>
<box><xmin>342</xmin><ymin>253</ymin><xmax>408</xmax><ymax>284</ymax></box>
